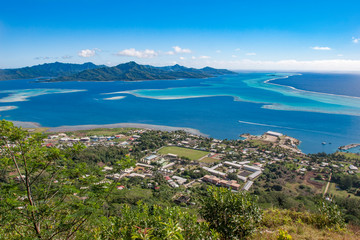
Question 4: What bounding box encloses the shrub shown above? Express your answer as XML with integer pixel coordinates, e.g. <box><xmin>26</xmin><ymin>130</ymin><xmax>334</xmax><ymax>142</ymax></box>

<box><xmin>313</xmin><ymin>200</ymin><xmax>345</xmax><ymax>230</ymax></box>
<box><xmin>199</xmin><ymin>186</ymin><xmax>262</xmax><ymax>239</ymax></box>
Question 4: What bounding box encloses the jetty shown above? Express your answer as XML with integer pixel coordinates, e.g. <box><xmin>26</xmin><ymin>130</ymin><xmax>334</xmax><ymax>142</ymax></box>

<box><xmin>339</xmin><ymin>143</ymin><xmax>360</xmax><ymax>151</ymax></box>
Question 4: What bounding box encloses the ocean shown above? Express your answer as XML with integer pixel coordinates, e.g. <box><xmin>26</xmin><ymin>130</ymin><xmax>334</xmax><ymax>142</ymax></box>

<box><xmin>0</xmin><ymin>72</ymin><xmax>359</xmax><ymax>154</ymax></box>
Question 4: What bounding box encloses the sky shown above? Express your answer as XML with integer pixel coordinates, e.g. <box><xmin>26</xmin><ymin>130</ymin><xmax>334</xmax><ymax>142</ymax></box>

<box><xmin>1</xmin><ymin>0</ymin><xmax>360</xmax><ymax>71</ymax></box>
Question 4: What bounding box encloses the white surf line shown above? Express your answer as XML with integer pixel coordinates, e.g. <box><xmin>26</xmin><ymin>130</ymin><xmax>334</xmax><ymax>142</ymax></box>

<box><xmin>238</xmin><ymin>120</ymin><xmax>296</xmax><ymax>130</ymax></box>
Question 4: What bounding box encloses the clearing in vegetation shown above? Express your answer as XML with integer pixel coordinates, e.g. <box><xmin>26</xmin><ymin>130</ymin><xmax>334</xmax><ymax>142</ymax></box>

<box><xmin>158</xmin><ymin>146</ymin><xmax>209</xmax><ymax>161</ymax></box>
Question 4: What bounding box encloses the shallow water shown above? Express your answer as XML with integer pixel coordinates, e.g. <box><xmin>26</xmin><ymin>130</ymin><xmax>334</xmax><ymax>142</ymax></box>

<box><xmin>0</xmin><ymin>72</ymin><xmax>359</xmax><ymax>154</ymax></box>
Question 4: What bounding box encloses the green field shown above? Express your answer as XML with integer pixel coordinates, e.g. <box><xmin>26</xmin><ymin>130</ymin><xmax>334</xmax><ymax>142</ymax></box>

<box><xmin>158</xmin><ymin>146</ymin><xmax>209</xmax><ymax>161</ymax></box>
<box><xmin>65</xmin><ymin>128</ymin><xmax>136</xmax><ymax>137</ymax></box>
<box><xmin>336</xmin><ymin>152</ymin><xmax>360</xmax><ymax>160</ymax></box>
<box><xmin>199</xmin><ymin>157</ymin><xmax>220</xmax><ymax>164</ymax></box>
<box><xmin>327</xmin><ymin>183</ymin><xmax>359</xmax><ymax>199</ymax></box>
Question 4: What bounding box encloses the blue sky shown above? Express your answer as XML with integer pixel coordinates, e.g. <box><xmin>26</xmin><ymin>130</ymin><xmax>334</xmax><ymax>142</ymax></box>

<box><xmin>1</xmin><ymin>0</ymin><xmax>360</xmax><ymax>71</ymax></box>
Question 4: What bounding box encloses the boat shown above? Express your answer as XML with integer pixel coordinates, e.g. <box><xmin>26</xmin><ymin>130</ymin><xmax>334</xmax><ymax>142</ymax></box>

<box><xmin>322</xmin><ymin>142</ymin><xmax>326</xmax><ymax>145</ymax></box>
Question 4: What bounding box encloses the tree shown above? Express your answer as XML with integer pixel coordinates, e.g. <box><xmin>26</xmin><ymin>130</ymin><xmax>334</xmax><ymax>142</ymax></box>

<box><xmin>199</xmin><ymin>186</ymin><xmax>262</xmax><ymax>239</ymax></box>
<box><xmin>97</xmin><ymin>202</ymin><xmax>220</xmax><ymax>239</ymax></box>
<box><xmin>0</xmin><ymin>120</ymin><xmax>135</xmax><ymax>239</ymax></box>
<box><xmin>315</xmin><ymin>200</ymin><xmax>345</xmax><ymax>229</ymax></box>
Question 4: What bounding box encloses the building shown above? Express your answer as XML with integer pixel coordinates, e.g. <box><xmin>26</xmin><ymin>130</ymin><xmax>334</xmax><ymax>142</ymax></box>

<box><xmin>136</xmin><ymin>163</ymin><xmax>154</xmax><ymax>169</ymax></box>
<box><xmin>237</xmin><ymin>175</ymin><xmax>248</xmax><ymax>182</ymax></box>
<box><xmin>224</xmin><ymin>161</ymin><xmax>243</xmax><ymax>169</ymax></box>
<box><xmin>202</xmin><ymin>175</ymin><xmax>221</xmax><ymax>184</ymax></box>
<box><xmin>243</xmin><ymin>165</ymin><xmax>262</xmax><ymax>172</ymax></box>
<box><xmin>349</xmin><ymin>165</ymin><xmax>358</xmax><ymax>171</ymax></box>
<box><xmin>218</xmin><ymin>180</ymin><xmax>241</xmax><ymax>191</ymax></box>
<box><xmin>242</xmin><ymin>181</ymin><xmax>254</xmax><ymax>191</ymax></box>
<box><xmin>142</xmin><ymin>154</ymin><xmax>158</xmax><ymax>164</ymax></box>
<box><xmin>248</xmin><ymin>171</ymin><xmax>262</xmax><ymax>180</ymax></box>
<box><xmin>172</xmin><ymin>176</ymin><xmax>187</xmax><ymax>185</ymax></box>
<box><xmin>166</xmin><ymin>153</ymin><xmax>178</xmax><ymax>159</ymax></box>
<box><xmin>202</xmin><ymin>167</ymin><xmax>226</xmax><ymax>178</ymax></box>
<box><xmin>265</xmin><ymin>131</ymin><xmax>283</xmax><ymax>137</ymax></box>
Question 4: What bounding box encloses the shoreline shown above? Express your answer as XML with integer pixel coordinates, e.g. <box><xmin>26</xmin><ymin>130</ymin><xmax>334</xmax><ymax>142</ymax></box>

<box><xmin>10</xmin><ymin>120</ymin><xmax>208</xmax><ymax>136</ymax></box>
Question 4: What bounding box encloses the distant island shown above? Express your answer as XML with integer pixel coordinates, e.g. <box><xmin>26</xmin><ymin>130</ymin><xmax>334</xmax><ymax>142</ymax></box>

<box><xmin>0</xmin><ymin>62</ymin><xmax>103</xmax><ymax>81</ymax></box>
<box><xmin>0</xmin><ymin>61</ymin><xmax>236</xmax><ymax>82</ymax></box>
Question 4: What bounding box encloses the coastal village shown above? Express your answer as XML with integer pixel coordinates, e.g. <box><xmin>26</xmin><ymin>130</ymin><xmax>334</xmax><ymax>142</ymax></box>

<box><xmin>38</xmin><ymin>127</ymin><xmax>360</xmax><ymax>202</ymax></box>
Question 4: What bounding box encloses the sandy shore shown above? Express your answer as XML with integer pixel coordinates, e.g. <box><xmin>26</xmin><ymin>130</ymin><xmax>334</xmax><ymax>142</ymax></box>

<box><xmin>12</xmin><ymin>120</ymin><xmax>42</xmax><ymax>128</ymax></box>
<box><xmin>9</xmin><ymin>121</ymin><xmax>205</xmax><ymax>136</ymax></box>
<box><xmin>46</xmin><ymin>123</ymin><xmax>207</xmax><ymax>136</ymax></box>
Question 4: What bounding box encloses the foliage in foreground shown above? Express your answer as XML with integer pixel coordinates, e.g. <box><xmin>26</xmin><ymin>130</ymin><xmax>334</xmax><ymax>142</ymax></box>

<box><xmin>199</xmin><ymin>186</ymin><xmax>263</xmax><ymax>239</ymax></box>
<box><xmin>93</xmin><ymin>202</ymin><xmax>219</xmax><ymax>240</ymax></box>
<box><xmin>0</xmin><ymin>120</ymin><xmax>134</xmax><ymax>239</ymax></box>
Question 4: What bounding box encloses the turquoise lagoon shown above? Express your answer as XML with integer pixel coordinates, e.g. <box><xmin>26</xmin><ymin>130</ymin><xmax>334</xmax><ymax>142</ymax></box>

<box><xmin>0</xmin><ymin>72</ymin><xmax>359</xmax><ymax>153</ymax></box>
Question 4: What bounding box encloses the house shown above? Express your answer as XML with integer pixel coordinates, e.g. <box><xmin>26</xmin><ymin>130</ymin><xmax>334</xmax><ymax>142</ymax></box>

<box><xmin>168</xmin><ymin>180</ymin><xmax>179</xmax><ymax>188</ymax></box>
<box><xmin>349</xmin><ymin>165</ymin><xmax>358</xmax><ymax>171</ymax></box>
<box><xmin>174</xmin><ymin>195</ymin><xmax>191</xmax><ymax>205</ymax></box>
<box><xmin>172</xmin><ymin>176</ymin><xmax>187</xmax><ymax>185</ymax></box>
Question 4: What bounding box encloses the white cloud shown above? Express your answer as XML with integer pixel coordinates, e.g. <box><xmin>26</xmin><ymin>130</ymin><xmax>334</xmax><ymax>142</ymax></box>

<box><xmin>232</xmin><ymin>55</ymin><xmax>237</xmax><ymax>58</ymax></box>
<box><xmin>34</xmin><ymin>56</ymin><xmax>51</xmax><ymax>60</ymax></box>
<box><xmin>352</xmin><ymin>37</ymin><xmax>359</xmax><ymax>43</ymax></box>
<box><xmin>311</xmin><ymin>46</ymin><xmax>331</xmax><ymax>50</ymax></box>
<box><xmin>212</xmin><ymin>58</ymin><xmax>360</xmax><ymax>71</ymax></box>
<box><xmin>179</xmin><ymin>57</ymin><xmax>185</xmax><ymax>60</ymax></box>
<box><xmin>199</xmin><ymin>56</ymin><xmax>211</xmax><ymax>59</ymax></box>
<box><xmin>173</xmin><ymin>46</ymin><xmax>192</xmax><ymax>53</ymax></box>
<box><xmin>62</xmin><ymin>55</ymin><xmax>72</xmax><ymax>59</ymax></box>
<box><xmin>116</xmin><ymin>48</ymin><xmax>158</xmax><ymax>58</ymax></box>
<box><xmin>191</xmin><ymin>56</ymin><xmax>196</xmax><ymax>59</ymax></box>
<box><xmin>216</xmin><ymin>50</ymin><xmax>222</xmax><ymax>53</ymax></box>
<box><xmin>246</xmin><ymin>52</ymin><xmax>256</xmax><ymax>56</ymax></box>
<box><xmin>78</xmin><ymin>49</ymin><xmax>96</xmax><ymax>57</ymax></box>
<box><xmin>235</xmin><ymin>48</ymin><xmax>241</xmax><ymax>51</ymax></box>
<box><xmin>165</xmin><ymin>51</ymin><xmax>175</xmax><ymax>55</ymax></box>
<box><xmin>337</xmin><ymin>54</ymin><xmax>343</xmax><ymax>57</ymax></box>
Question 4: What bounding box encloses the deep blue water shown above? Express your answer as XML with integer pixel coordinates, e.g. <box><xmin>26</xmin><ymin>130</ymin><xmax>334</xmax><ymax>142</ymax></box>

<box><xmin>0</xmin><ymin>72</ymin><xmax>359</xmax><ymax>154</ymax></box>
<box><xmin>273</xmin><ymin>73</ymin><xmax>360</xmax><ymax>97</ymax></box>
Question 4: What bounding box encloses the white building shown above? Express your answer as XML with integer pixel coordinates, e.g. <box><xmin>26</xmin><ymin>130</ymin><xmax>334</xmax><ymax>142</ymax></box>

<box><xmin>266</xmin><ymin>131</ymin><xmax>283</xmax><ymax>137</ymax></box>
<box><xmin>242</xmin><ymin>181</ymin><xmax>254</xmax><ymax>191</ymax></box>
<box><xmin>243</xmin><ymin>165</ymin><xmax>262</xmax><ymax>172</ymax></box>
<box><xmin>248</xmin><ymin>171</ymin><xmax>262</xmax><ymax>180</ymax></box>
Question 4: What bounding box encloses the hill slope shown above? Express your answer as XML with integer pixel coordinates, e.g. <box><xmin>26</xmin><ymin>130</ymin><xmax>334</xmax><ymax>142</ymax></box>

<box><xmin>0</xmin><ymin>62</ymin><xmax>103</xmax><ymax>80</ymax></box>
<box><xmin>54</xmin><ymin>61</ymin><xmax>236</xmax><ymax>82</ymax></box>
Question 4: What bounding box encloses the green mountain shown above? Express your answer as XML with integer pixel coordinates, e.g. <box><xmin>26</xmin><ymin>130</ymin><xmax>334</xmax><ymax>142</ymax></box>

<box><xmin>0</xmin><ymin>62</ymin><xmax>103</xmax><ymax>80</ymax></box>
<box><xmin>54</xmin><ymin>61</ymin><xmax>236</xmax><ymax>82</ymax></box>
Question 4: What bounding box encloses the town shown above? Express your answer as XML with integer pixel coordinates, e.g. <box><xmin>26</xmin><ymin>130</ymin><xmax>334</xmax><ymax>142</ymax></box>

<box><xmin>40</xmin><ymin>127</ymin><xmax>359</xmax><ymax>201</ymax></box>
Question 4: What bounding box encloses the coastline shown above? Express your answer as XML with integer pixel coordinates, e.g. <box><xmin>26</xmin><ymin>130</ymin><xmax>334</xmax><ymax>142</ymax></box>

<box><xmin>47</xmin><ymin>123</ymin><xmax>208</xmax><ymax>136</ymax></box>
<box><xmin>9</xmin><ymin>120</ymin><xmax>208</xmax><ymax>136</ymax></box>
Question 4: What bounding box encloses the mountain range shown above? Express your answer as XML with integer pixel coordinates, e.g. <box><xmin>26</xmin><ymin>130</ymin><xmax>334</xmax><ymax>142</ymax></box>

<box><xmin>0</xmin><ymin>61</ymin><xmax>236</xmax><ymax>82</ymax></box>
<box><xmin>0</xmin><ymin>62</ymin><xmax>102</xmax><ymax>81</ymax></box>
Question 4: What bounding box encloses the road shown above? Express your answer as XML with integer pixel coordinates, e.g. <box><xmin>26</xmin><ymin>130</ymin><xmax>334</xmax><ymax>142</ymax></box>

<box><xmin>323</xmin><ymin>173</ymin><xmax>332</xmax><ymax>197</ymax></box>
